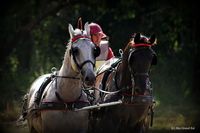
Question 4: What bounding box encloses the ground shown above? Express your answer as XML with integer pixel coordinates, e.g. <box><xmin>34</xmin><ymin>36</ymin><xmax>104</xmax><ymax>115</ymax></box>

<box><xmin>0</xmin><ymin>102</ymin><xmax>199</xmax><ymax>133</ymax></box>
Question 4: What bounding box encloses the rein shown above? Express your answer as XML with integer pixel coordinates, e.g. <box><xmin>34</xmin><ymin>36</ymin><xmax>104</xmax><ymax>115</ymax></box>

<box><xmin>94</xmin><ymin>87</ymin><xmax>122</xmax><ymax>94</ymax></box>
<box><xmin>95</xmin><ymin>45</ymin><xmax>152</xmax><ymax>98</ymax></box>
<box><xmin>128</xmin><ymin>46</ymin><xmax>150</xmax><ymax>78</ymax></box>
<box><xmin>34</xmin><ymin>69</ymin><xmax>89</xmax><ymax>111</ymax></box>
<box><xmin>52</xmin><ymin>75</ymin><xmax>80</xmax><ymax>80</ymax></box>
<box><xmin>125</xmin><ymin>45</ymin><xmax>152</xmax><ymax>101</ymax></box>
<box><xmin>40</xmin><ymin>34</ymin><xmax>95</xmax><ymax>111</ymax></box>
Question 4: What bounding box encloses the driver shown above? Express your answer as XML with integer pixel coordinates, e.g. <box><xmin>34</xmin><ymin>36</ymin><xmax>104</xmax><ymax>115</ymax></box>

<box><xmin>89</xmin><ymin>22</ymin><xmax>114</xmax><ymax>61</ymax></box>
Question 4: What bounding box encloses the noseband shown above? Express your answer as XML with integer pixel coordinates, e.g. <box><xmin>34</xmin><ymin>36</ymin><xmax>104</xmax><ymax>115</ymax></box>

<box><xmin>70</xmin><ymin>35</ymin><xmax>95</xmax><ymax>72</ymax></box>
<box><xmin>126</xmin><ymin>45</ymin><xmax>152</xmax><ymax>96</ymax></box>
<box><xmin>128</xmin><ymin>47</ymin><xmax>150</xmax><ymax>77</ymax></box>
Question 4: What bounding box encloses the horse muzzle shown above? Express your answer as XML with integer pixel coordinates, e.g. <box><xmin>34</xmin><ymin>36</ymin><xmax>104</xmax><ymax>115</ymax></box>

<box><xmin>81</xmin><ymin>69</ymin><xmax>96</xmax><ymax>87</ymax></box>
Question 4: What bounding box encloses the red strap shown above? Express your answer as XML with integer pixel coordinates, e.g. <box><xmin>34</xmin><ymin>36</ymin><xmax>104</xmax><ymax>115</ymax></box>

<box><xmin>130</xmin><ymin>43</ymin><xmax>152</xmax><ymax>47</ymax></box>
<box><xmin>107</xmin><ymin>47</ymin><xmax>115</xmax><ymax>60</ymax></box>
<box><xmin>71</xmin><ymin>35</ymin><xmax>90</xmax><ymax>43</ymax></box>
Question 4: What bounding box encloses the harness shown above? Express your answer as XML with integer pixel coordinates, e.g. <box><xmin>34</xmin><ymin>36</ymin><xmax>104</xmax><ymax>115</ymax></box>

<box><xmin>96</xmin><ymin>46</ymin><xmax>155</xmax><ymax>101</ymax></box>
<box><xmin>39</xmin><ymin>91</ymin><xmax>90</xmax><ymax>111</ymax></box>
<box><xmin>33</xmin><ymin>34</ymin><xmax>94</xmax><ymax>110</ymax></box>
<box><xmin>100</xmin><ymin>58</ymin><xmax>122</xmax><ymax>92</ymax></box>
<box><xmin>33</xmin><ymin>70</ymin><xmax>89</xmax><ymax>111</ymax></box>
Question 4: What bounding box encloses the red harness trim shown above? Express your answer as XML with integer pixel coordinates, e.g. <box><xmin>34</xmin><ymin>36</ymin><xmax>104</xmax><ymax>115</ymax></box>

<box><xmin>131</xmin><ymin>43</ymin><xmax>152</xmax><ymax>47</ymax></box>
<box><xmin>71</xmin><ymin>35</ymin><xmax>90</xmax><ymax>43</ymax></box>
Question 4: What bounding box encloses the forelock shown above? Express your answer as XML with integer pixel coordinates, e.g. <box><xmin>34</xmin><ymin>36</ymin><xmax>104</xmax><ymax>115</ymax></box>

<box><xmin>74</xmin><ymin>29</ymin><xmax>82</xmax><ymax>36</ymax></box>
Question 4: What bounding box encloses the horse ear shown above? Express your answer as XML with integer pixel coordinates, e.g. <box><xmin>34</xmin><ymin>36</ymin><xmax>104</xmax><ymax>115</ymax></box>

<box><xmin>149</xmin><ymin>34</ymin><xmax>156</xmax><ymax>44</ymax></box>
<box><xmin>68</xmin><ymin>24</ymin><xmax>75</xmax><ymax>39</ymax></box>
<box><xmin>84</xmin><ymin>22</ymin><xmax>90</xmax><ymax>36</ymax></box>
<box><xmin>134</xmin><ymin>33</ymin><xmax>141</xmax><ymax>44</ymax></box>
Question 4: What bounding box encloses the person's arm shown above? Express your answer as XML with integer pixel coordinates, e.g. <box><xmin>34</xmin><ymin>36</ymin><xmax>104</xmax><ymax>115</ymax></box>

<box><xmin>107</xmin><ymin>47</ymin><xmax>114</xmax><ymax>60</ymax></box>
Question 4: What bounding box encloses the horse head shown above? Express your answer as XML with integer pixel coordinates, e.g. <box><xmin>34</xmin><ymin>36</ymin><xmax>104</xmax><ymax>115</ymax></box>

<box><xmin>67</xmin><ymin>22</ymin><xmax>100</xmax><ymax>86</ymax></box>
<box><xmin>123</xmin><ymin>33</ymin><xmax>157</xmax><ymax>95</ymax></box>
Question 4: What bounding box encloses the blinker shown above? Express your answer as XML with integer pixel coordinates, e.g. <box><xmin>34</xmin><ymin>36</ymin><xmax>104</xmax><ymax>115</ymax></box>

<box><xmin>94</xmin><ymin>46</ymin><xmax>101</xmax><ymax>58</ymax></box>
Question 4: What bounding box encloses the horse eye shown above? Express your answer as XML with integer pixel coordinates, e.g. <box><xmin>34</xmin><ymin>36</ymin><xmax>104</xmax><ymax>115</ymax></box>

<box><xmin>94</xmin><ymin>46</ymin><xmax>101</xmax><ymax>58</ymax></box>
<box><xmin>72</xmin><ymin>47</ymin><xmax>79</xmax><ymax>55</ymax></box>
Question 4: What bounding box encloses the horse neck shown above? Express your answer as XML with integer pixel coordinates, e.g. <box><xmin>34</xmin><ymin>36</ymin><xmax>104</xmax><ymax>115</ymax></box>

<box><xmin>117</xmin><ymin>59</ymin><xmax>132</xmax><ymax>89</ymax></box>
<box><xmin>56</xmin><ymin>49</ymin><xmax>82</xmax><ymax>101</ymax></box>
<box><xmin>116</xmin><ymin>45</ymin><xmax>133</xmax><ymax>89</ymax></box>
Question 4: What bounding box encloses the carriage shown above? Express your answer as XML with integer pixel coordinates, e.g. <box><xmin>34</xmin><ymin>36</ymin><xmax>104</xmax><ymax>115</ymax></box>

<box><xmin>18</xmin><ymin>23</ymin><xmax>157</xmax><ymax>133</ymax></box>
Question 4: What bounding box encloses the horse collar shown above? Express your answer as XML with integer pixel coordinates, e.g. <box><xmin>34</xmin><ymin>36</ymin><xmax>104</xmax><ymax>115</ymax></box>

<box><xmin>38</xmin><ymin>91</ymin><xmax>89</xmax><ymax>111</ymax></box>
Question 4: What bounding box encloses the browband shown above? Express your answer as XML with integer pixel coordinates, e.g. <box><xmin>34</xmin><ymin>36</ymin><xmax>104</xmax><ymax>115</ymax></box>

<box><xmin>71</xmin><ymin>35</ymin><xmax>90</xmax><ymax>43</ymax></box>
<box><xmin>131</xmin><ymin>43</ymin><xmax>152</xmax><ymax>47</ymax></box>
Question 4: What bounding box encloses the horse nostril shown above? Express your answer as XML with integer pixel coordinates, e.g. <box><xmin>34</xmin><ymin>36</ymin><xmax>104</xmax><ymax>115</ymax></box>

<box><xmin>85</xmin><ymin>76</ymin><xmax>95</xmax><ymax>82</ymax></box>
<box><xmin>84</xmin><ymin>74</ymin><xmax>96</xmax><ymax>84</ymax></box>
<box><xmin>82</xmin><ymin>69</ymin><xmax>96</xmax><ymax>86</ymax></box>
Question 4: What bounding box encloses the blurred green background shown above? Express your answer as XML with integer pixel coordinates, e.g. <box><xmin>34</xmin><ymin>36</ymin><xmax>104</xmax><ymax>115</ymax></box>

<box><xmin>0</xmin><ymin>0</ymin><xmax>199</xmax><ymax>132</ymax></box>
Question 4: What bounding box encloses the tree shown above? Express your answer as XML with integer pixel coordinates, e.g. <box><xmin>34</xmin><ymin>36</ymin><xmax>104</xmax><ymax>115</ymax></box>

<box><xmin>0</xmin><ymin>0</ymin><xmax>199</xmax><ymax>111</ymax></box>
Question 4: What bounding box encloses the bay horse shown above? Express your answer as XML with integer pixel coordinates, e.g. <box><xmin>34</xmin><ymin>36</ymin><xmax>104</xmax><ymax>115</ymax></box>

<box><xmin>89</xmin><ymin>33</ymin><xmax>157</xmax><ymax>133</ymax></box>
<box><xmin>26</xmin><ymin>23</ymin><xmax>100</xmax><ymax>133</ymax></box>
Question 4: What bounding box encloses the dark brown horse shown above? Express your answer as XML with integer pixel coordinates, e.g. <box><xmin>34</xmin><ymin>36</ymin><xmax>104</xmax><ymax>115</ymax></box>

<box><xmin>89</xmin><ymin>33</ymin><xmax>157</xmax><ymax>133</ymax></box>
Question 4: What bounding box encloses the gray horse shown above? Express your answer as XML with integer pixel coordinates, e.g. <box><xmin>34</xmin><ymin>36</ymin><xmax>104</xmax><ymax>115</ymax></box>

<box><xmin>26</xmin><ymin>23</ymin><xmax>98</xmax><ymax>133</ymax></box>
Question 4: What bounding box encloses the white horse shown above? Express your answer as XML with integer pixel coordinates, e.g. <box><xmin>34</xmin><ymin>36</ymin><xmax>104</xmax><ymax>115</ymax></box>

<box><xmin>26</xmin><ymin>23</ymin><xmax>98</xmax><ymax>133</ymax></box>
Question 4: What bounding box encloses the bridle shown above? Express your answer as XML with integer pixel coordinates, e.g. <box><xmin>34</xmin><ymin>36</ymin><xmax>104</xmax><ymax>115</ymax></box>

<box><xmin>128</xmin><ymin>46</ymin><xmax>151</xmax><ymax>78</ymax></box>
<box><xmin>125</xmin><ymin>44</ymin><xmax>153</xmax><ymax>98</ymax></box>
<box><xmin>70</xmin><ymin>35</ymin><xmax>96</xmax><ymax>72</ymax></box>
<box><xmin>51</xmin><ymin>35</ymin><xmax>96</xmax><ymax>104</ymax></box>
<box><xmin>95</xmin><ymin>46</ymin><xmax>152</xmax><ymax>95</ymax></box>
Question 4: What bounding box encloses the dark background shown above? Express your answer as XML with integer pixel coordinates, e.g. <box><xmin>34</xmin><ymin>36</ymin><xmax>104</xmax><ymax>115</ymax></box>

<box><xmin>0</xmin><ymin>0</ymin><xmax>200</xmax><ymax>132</ymax></box>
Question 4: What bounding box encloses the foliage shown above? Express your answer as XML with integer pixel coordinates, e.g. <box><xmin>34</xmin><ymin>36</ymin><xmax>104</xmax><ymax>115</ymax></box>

<box><xmin>0</xmin><ymin>0</ymin><xmax>199</xmax><ymax>127</ymax></box>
